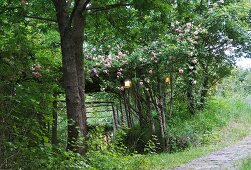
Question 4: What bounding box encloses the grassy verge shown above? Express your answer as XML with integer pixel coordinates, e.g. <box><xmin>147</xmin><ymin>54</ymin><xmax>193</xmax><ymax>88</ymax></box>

<box><xmin>146</xmin><ymin>95</ymin><xmax>251</xmax><ymax>169</ymax></box>
<box><xmin>241</xmin><ymin>158</ymin><xmax>251</xmax><ymax>170</ymax></box>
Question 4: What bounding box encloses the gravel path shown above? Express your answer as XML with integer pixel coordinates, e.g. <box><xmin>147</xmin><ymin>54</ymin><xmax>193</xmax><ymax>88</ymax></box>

<box><xmin>171</xmin><ymin>96</ymin><xmax>251</xmax><ymax>170</ymax></box>
<box><xmin>171</xmin><ymin>135</ymin><xmax>251</xmax><ymax>170</ymax></box>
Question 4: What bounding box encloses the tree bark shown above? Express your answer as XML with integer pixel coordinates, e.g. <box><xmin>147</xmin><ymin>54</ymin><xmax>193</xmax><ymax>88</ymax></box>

<box><xmin>199</xmin><ymin>76</ymin><xmax>209</xmax><ymax>110</ymax></box>
<box><xmin>157</xmin><ymin>78</ymin><xmax>167</xmax><ymax>151</ymax></box>
<box><xmin>135</xmin><ymin>85</ymin><xmax>144</xmax><ymax>128</ymax></box>
<box><xmin>169</xmin><ymin>63</ymin><xmax>174</xmax><ymax>118</ymax></box>
<box><xmin>52</xmin><ymin>92</ymin><xmax>58</xmax><ymax>145</ymax></box>
<box><xmin>53</xmin><ymin>0</ymin><xmax>88</xmax><ymax>152</ymax></box>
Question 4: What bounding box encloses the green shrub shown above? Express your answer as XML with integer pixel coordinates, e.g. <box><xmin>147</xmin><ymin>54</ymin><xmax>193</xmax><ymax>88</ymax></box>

<box><xmin>86</xmin><ymin>126</ymin><xmax>151</xmax><ymax>170</ymax></box>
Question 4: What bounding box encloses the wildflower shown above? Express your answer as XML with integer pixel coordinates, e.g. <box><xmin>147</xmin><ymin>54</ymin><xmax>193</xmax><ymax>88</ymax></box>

<box><xmin>32</xmin><ymin>64</ymin><xmax>41</xmax><ymax>71</ymax></box>
<box><xmin>185</xmin><ymin>29</ymin><xmax>190</xmax><ymax>33</ymax></box>
<box><xmin>103</xmin><ymin>70</ymin><xmax>108</xmax><ymax>74</ymax></box>
<box><xmin>117</xmin><ymin>71</ymin><xmax>123</xmax><ymax>78</ymax></box>
<box><xmin>140</xmin><ymin>81</ymin><xmax>143</xmax><ymax>86</ymax></box>
<box><xmin>191</xmin><ymin>58</ymin><xmax>198</xmax><ymax>64</ymax></box>
<box><xmin>120</xmin><ymin>86</ymin><xmax>124</xmax><ymax>91</ymax></box>
<box><xmin>104</xmin><ymin>61</ymin><xmax>111</xmax><ymax>67</ymax></box>
<box><xmin>189</xmin><ymin>66</ymin><xmax>194</xmax><ymax>70</ymax></box>
<box><xmin>32</xmin><ymin>71</ymin><xmax>42</xmax><ymax>78</ymax></box>
<box><xmin>151</xmin><ymin>51</ymin><xmax>157</xmax><ymax>57</ymax></box>
<box><xmin>194</xmin><ymin>31</ymin><xmax>199</xmax><ymax>35</ymax></box>
<box><xmin>186</xmin><ymin>23</ymin><xmax>192</xmax><ymax>27</ymax></box>
<box><xmin>118</xmin><ymin>51</ymin><xmax>123</xmax><ymax>56</ymax></box>
<box><xmin>179</xmin><ymin>68</ymin><xmax>184</xmax><ymax>74</ymax></box>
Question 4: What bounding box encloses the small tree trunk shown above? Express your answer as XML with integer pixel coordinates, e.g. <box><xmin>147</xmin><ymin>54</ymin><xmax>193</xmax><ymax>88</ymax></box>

<box><xmin>52</xmin><ymin>92</ymin><xmax>58</xmax><ymax>145</ymax></box>
<box><xmin>119</xmin><ymin>95</ymin><xmax>125</xmax><ymax>125</ymax></box>
<box><xmin>111</xmin><ymin>104</ymin><xmax>118</xmax><ymax>133</ymax></box>
<box><xmin>157</xmin><ymin>78</ymin><xmax>167</xmax><ymax>151</ymax></box>
<box><xmin>169</xmin><ymin>63</ymin><xmax>174</xmax><ymax>118</ymax></box>
<box><xmin>199</xmin><ymin>76</ymin><xmax>209</xmax><ymax>110</ymax></box>
<box><xmin>135</xmin><ymin>85</ymin><xmax>144</xmax><ymax>128</ymax></box>
<box><xmin>123</xmin><ymin>91</ymin><xmax>131</xmax><ymax>128</ymax></box>
<box><xmin>187</xmin><ymin>62</ymin><xmax>196</xmax><ymax>115</ymax></box>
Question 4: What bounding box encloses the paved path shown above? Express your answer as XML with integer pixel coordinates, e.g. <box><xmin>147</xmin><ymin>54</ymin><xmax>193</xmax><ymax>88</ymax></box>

<box><xmin>171</xmin><ymin>135</ymin><xmax>251</xmax><ymax>170</ymax></box>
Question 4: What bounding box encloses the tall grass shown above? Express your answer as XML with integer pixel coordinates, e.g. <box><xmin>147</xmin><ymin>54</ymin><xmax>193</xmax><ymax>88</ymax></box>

<box><xmin>146</xmin><ymin>95</ymin><xmax>251</xmax><ymax>169</ymax></box>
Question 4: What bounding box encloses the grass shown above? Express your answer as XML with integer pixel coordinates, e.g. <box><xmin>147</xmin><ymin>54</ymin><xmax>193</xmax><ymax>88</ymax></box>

<box><xmin>145</xmin><ymin>95</ymin><xmax>251</xmax><ymax>170</ymax></box>
<box><xmin>241</xmin><ymin>158</ymin><xmax>251</xmax><ymax>170</ymax></box>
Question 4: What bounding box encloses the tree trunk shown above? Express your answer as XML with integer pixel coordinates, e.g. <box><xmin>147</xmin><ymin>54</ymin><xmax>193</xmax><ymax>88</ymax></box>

<box><xmin>187</xmin><ymin>62</ymin><xmax>196</xmax><ymax>115</ymax></box>
<box><xmin>53</xmin><ymin>1</ymin><xmax>88</xmax><ymax>152</ymax></box>
<box><xmin>157</xmin><ymin>78</ymin><xmax>167</xmax><ymax>151</ymax></box>
<box><xmin>135</xmin><ymin>85</ymin><xmax>144</xmax><ymax>128</ymax></box>
<box><xmin>111</xmin><ymin>104</ymin><xmax>118</xmax><ymax>133</ymax></box>
<box><xmin>169</xmin><ymin>63</ymin><xmax>174</xmax><ymax>118</ymax></box>
<box><xmin>199</xmin><ymin>76</ymin><xmax>209</xmax><ymax>110</ymax></box>
<box><xmin>187</xmin><ymin>81</ymin><xmax>196</xmax><ymax>115</ymax></box>
<box><xmin>123</xmin><ymin>91</ymin><xmax>132</xmax><ymax>128</ymax></box>
<box><xmin>119</xmin><ymin>95</ymin><xmax>125</xmax><ymax>125</ymax></box>
<box><xmin>52</xmin><ymin>92</ymin><xmax>58</xmax><ymax>145</ymax></box>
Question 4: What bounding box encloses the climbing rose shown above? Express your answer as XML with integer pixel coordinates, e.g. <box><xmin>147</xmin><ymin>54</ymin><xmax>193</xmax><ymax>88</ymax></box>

<box><xmin>32</xmin><ymin>71</ymin><xmax>42</xmax><ymax>78</ymax></box>
<box><xmin>140</xmin><ymin>81</ymin><xmax>143</xmax><ymax>86</ymax></box>
<box><xmin>186</xmin><ymin>23</ymin><xmax>192</xmax><ymax>27</ymax></box>
<box><xmin>191</xmin><ymin>58</ymin><xmax>198</xmax><ymax>64</ymax></box>
<box><xmin>189</xmin><ymin>66</ymin><xmax>194</xmax><ymax>70</ymax></box>
<box><xmin>179</xmin><ymin>69</ymin><xmax>184</xmax><ymax>74</ymax></box>
<box><xmin>103</xmin><ymin>70</ymin><xmax>108</xmax><ymax>74</ymax></box>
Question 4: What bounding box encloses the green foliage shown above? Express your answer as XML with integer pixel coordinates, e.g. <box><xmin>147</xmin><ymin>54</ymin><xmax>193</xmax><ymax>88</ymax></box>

<box><xmin>1</xmin><ymin>0</ymin><xmax>251</xmax><ymax>168</ymax></box>
<box><xmin>166</xmin><ymin>94</ymin><xmax>251</xmax><ymax>152</ymax></box>
<box><xmin>2</xmin><ymin>142</ymin><xmax>91</xmax><ymax>170</ymax></box>
<box><xmin>123</xmin><ymin>124</ymin><xmax>158</xmax><ymax>153</ymax></box>
<box><xmin>144</xmin><ymin>135</ymin><xmax>159</xmax><ymax>154</ymax></box>
<box><xmin>86</xmin><ymin>126</ymin><xmax>151</xmax><ymax>170</ymax></box>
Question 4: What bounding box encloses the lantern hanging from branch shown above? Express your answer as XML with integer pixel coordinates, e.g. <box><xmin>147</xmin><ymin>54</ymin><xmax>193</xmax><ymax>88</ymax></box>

<box><xmin>165</xmin><ymin>76</ymin><xmax>171</xmax><ymax>84</ymax></box>
<box><xmin>124</xmin><ymin>79</ymin><xmax>132</xmax><ymax>88</ymax></box>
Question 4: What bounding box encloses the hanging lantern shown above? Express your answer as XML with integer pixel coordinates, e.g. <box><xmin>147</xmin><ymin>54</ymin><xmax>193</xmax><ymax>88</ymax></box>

<box><xmin>124</xmin><ymin>79</ymin><xmax>132</xmax><ymax>88</ymax></box>
<box><xmin>165</xmin><ymin>77</ymin><xmax>171</xmax><ymax>84</ymax></box>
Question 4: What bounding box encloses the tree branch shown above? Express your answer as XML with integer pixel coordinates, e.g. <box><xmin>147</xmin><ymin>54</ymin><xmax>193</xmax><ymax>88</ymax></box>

<box><xmin>67</xmin><ymin>0</ymin><xmax>91</xmax><ymax>29</ymax></box>
<box><xmin>24</xmin><ymin>15</ymin><xmax>57</xmax><ymax>23</ymax></box>
<box><xmin>86</xmin><ymin>3</ymin><xmax>132</xmax><ymax>12</ymax></box>
<box><xmin>81</xmin><ymin>0</ymin><xmax>91</xmax><ymax>12</ymax></box>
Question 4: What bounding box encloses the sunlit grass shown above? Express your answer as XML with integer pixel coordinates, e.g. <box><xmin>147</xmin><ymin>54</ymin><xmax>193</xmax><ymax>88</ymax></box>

<box><xmin>241</xmin><ymin>158</ymin><xmax>251</xmax><ymax>170</ymax></box>
<box><xmin>145</xmin><ymin>96</ymin><xmax>251</xmax><ymax>170</ymax></box>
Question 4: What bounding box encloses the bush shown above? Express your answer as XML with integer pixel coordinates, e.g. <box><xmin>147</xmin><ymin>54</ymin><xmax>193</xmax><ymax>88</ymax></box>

<box><xmin>86</xmin><ymin>126</ymin><xmax>151</xmax><ymax>170</ymax></box>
